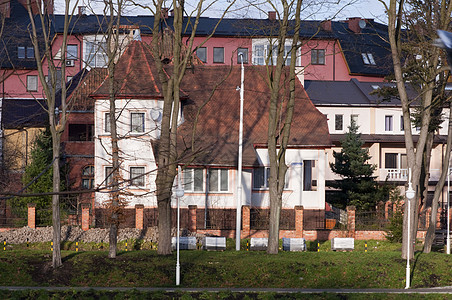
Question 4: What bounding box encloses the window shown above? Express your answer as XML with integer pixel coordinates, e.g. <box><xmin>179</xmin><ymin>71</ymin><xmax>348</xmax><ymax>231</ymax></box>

<box><xmin>68</xmin><ymin>124</ymin><xmax>93</xmax><ymax>141</ymax></box>
<box><xmin>67</xmin><ymin>45</ymin><xmax>78</xmax><ymax>59</ymax></box>
<box><xmin>385</xmin><ymin>115</ymin><xmax>393</xmax><ymax>131</ymax></box>
<box><xmin>18</xmin><ymin>46</ymin><xmax>25</xmax><ymax>58</ymax></box>
<box><xmin>27</xmin><ymin>75</ymin><xmax>38</xmax><ymax>91</ymax></box>
<box><xmin>82</xmin><ymin>165</ymin><xmax>94</xmax><ymax>189</ymax></box>
<box><xmin>184</xmin><ymin>168</ymin><xmax>204</xmax><ymax>192</ymax></box>
<box><xmin>385</xmin><ymin>153</ymin><xmax>397</xmax><ymax>169</ymax></box>
<box><xmin>105</xmin><ymin>166</ymin><xmax>113</xmax><ymax>186</ymax></box>
<box><xmin>303</xmin><ymin>160</ymin><xmax>318</xmax><ymax>191</ymax></box>
<box><xmin>131</xmin><ymin>112</ymin><xmax>144</xmax><ymax>133</ymax></box>
<box><xmin>84</xmin><ymin>37</ymin><xmax>108</xmax><ymax>68</ymax></box>
<box><xmin>213</xmin><ymin>47</ymin><xmax>224</xmax><ymax>63</ymax></box>
<box><xmin>26</xmin><ymin>47</ymin><xmax>34</xmax><ymax>58</ymax></box>
<box><xmin>362</xmin><ymin>53</ymin><xmax>376</xmax><ymax>65</ymax></box>
<box><xmin>196</xmin><ymin>47</ymin><xmax>207</xmax><ymax>63</ymax></box>
<box><xmin>237</xmin><ymin>48</ymin><xmax>248</xmax><ymax>64</ymax></box>
<box><xmin>400</xmin><ymin>115</ymin><xmax>405</xmax><ymax>131</ymax></box>
<box><xmin>208</xmin><ymin>168</ymin><xmax>228</xmax><ymax>192</ymax></box>
<box><xmin>130</xmin><ymin>167</ymin><xmax>145</xmax><ymax>187</ymax></box>
<box><xmin>253</xmin><ymin>44</ymin><xmax>265</xmax><ymax>65</ymax></box>
<box><xmin>311</xmin><ymin>49</ymin><xmax>325</xmax><ymax>65</ymax></box>
<box><xmin>351</xmin><ymin>114</ymin><xmax>358</xmax><ymax>125</ymax></box>
<box><xmin>104</xmin><ymin>113</ymin><xmax>111</xmax><ymax>133</ymax></box>
<box><xmin>253</xmin><ymin>167</ymin><xmax>270</xmax><ymax>189</ymax></box>
<box><xmin>335</xmin><ymin>114</ymin><xmax>343</xmax><ymax>131</ymax></box>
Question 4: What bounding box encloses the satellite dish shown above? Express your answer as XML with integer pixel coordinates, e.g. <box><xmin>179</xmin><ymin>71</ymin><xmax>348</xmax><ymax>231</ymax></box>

<box><xmin>359</xmin><ymin>19</ymin><xmax>366</xmax><ymax>29</ymax></box>
<box><xmin>150</xmin><ymin>108</ymin><xmax>162</xmax><ymax>121</ymax></box>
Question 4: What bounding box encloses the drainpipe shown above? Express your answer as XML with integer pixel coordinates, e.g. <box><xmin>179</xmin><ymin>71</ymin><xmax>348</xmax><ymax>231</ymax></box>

<box><xmin>205</xmin><ymin>168</ymin><xmax>209</xmax><ymax>229</ymax></box>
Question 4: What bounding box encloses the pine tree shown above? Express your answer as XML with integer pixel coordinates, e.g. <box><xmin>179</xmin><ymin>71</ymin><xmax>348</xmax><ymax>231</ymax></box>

<box><xmin>329</xmin><ymin>120</ymin><xmax>377</xmax><ymax>211</ymax></box>
<box><xmin>13</xmin><ymin>128</ymin><xmax>54</xmax><ymax>225</ymax></box>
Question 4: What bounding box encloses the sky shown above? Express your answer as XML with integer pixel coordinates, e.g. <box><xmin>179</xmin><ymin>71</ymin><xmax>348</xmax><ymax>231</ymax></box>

<box><xmin>55</xmin><ymin>0</ymin><xmax>389</xmax><ymax>24</ymax></box>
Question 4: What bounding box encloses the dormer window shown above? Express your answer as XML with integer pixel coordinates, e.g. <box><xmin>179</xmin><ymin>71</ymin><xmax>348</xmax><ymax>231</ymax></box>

<box><xmin>362</xmin><ymin>53</ymin><xmax>376</xmax><ymax>65</ymax></box>
<box><xmin>18</xmin><ymin>47</ymin><xmax>34</xmax><ymax>59</ymax></box>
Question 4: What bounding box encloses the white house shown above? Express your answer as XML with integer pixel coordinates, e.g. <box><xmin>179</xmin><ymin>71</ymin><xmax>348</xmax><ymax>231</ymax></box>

<box><xmin>91</xmin><ymin>41</ymin><xmax>332</xmax><ymax>213</ymax></box>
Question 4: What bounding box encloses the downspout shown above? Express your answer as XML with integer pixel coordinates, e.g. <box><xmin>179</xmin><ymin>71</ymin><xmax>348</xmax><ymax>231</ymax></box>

<box><xmin>75</xmin><ymin>35</ymin><xmax>83</xmax><ymax>72</ymax></box>
<box><xmin>333</xmin><ymin>40</ymin><xmax>336</xmax><ymax>81</ymax></box>
<box><xmin>205</xmin><ymin>168</ymin><xmax>209</xmax><ymax>229</ymax></box>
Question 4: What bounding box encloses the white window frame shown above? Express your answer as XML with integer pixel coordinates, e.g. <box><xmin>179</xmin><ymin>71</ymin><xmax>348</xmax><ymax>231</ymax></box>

<box><xmin>253</xmin><ymin>167</ymin><xmax>289</xmax><ymax>190</ymax></box>
<box><xmin>252</xmin><ymin>38</ymin><xmax>300</xmax><ymax>66</ymax></box>
<box><xmin>104</xmin><ymin>113</ymin><xmax>111</xmax><ymax>133</ymax></box>
<box><xmin>184</xmin><ymin>168</ymin><xmax>204</xmax><ymax>192</ymax></box>
<box><xmin>208</xmin><ymin>168</ymin><xmax>229</xmax><ymax>192</ymax></box>
<box><xmin>385</xmin><ymin>115</ymin><xmax>393</xmax><ymax>132</ymax></box>
<box><xmin>27</xmin><ymin>75</ymin><xmax>38</xmax><ymax>92</ymax></box>
<box><xmin>83</xmin><ymin>35</ymin><xmax>108</xmax><ymax>68</ymax></box>
<box><xmin>67</xmin><ymin>44</ymin><xmax>78</xmax><ymax>60</ymax></box>
<box><xmin>400</xmin><ymin>115</ymin><xmax>405</xmax><ymax>131</ymax></box>
<box><xmin>362</xmin><ymin>52</ymin><xmax>376</xmax><ymax>65</ymax></box>
<box><xmin>130</xmin><ymin>166</ymin><xmax>145</xmax><ymax>187</ymax></box>
<box><xmin>130</xmin><ymin>112</ymin><xmax>145</xmax><ymax>133</ymax></box>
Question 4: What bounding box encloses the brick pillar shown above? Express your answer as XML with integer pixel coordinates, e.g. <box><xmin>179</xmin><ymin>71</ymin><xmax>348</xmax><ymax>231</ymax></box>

<box><xmin>188</xmin><ymin>205</ymin><xmax>197</xmax><ymax>233</ymax></box>
<box><xmin>385</xmin><ymin>201</ymin><xmax>390</xmax><ymax>219</ymax></box>
<box><xmin>242</xmin><ymin>205</ymin><xmax>250</xmax><ymax>239</ymax></box>
<box><xmin>295</xmin><ymin>205</ymin><xmax>304</xmax><ymax>238</ymax></box>
<box><xmin>27</xmin><ymin>203</ymin><xmax>36</xmax><ymax>229</ymax></box>
<box><xmin>437</xmin><ymin>207</ymin><xmax>443</xmax><ymax>229</ymax></box>
<box><xmin>81</xmin><ymin>203</ymin><xmax>90</xmax><ymax>231</ymax></box>
<box><xmin>135</xmin><ymin>204</ymin><xmax>144</xmax><ymax>230</ymax></box>
<box><xmin>347</xmin><ymin>206</ymin><xmax>356</xmax><ymax>238</ymax></box>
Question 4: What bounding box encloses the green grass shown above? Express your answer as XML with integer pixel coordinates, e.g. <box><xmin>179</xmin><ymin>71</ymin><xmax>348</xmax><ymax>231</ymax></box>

<box><xmin>0</xmin><ymin>240</ymin><xmax>450</xmax><ymax>289</ymax></box>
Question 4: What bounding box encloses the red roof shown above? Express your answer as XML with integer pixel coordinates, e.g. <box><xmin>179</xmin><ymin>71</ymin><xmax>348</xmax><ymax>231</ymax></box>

<box><xmin>177</xmin><ymin>65</ymin><xmax>331</xmax><ymax>167</ymax></box>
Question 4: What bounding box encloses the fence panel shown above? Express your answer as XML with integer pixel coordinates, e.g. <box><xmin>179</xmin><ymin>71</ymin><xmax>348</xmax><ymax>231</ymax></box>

<box><xmin>250</xmin><ymin>208</ymin><xmax>295</xmax><ymax>230</ymax></box>
<box><xmin>355</xmin><ymin>211</ymin><xmax>389</xmax><ymax>230</ymax></box>
<box><xmin>303</xmin><ymin>209</ymin><xmax>326</xmax><ymax>230</ymax></box>
<box><xmin>196</xmin><ymin>208</ymin><xmax>236</xmax><ymax>230</ymax></box>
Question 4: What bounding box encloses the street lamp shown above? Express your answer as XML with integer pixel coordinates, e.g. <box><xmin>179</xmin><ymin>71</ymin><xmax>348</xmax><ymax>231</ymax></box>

<box><xmin>175</xmin><ymin>166</ymin><xmax>184</xmax><ymax>286</ymax></box>
<box><xmin>405</xmin><ymin>168</ymin><xmax>415</xmax><ymax>289</ymax></box>
<box><xmin>236</xmin><ymin>53</ymin><xmax>244</xmax><ymax>251</ymax></box>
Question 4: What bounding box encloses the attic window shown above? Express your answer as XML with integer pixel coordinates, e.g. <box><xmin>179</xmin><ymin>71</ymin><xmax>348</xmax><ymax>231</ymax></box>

<box><xmin>372</xmin><ymin>85</ymin><xmax>380</xmax><ymax>90</ymax></box>
<box><xmin>362</xmin><ymin>53</ymin><xmax>376</xmax><ymax>65</ymax></box>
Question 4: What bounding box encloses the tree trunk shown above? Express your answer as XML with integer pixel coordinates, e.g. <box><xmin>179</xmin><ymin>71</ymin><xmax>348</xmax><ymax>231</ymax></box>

<box><xmin>424</xmin><ymin>102</ymin><xmax>452</xmax><ymax>253</ymax></box>
<box><xmin>51</xmin><ymin>132</ymin><xmax>62</xmax><ymax>268</ymax></box>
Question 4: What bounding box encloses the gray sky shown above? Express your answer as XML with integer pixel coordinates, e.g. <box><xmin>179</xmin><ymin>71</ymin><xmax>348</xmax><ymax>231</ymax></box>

<box><xmin>55</xmin><ymin>0</ymin><xmax>389</xmax><ymax>23</ymax></box>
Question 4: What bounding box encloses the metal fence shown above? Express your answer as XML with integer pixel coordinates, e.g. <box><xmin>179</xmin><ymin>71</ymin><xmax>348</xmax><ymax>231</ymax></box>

<box><xmin>250</xmin><ymin>208</ymin><xmax>295</xmax><ymax>230</ymax></box>
<box><xmin>197</xmin><ymin>208</ymin><xmax>236</xmax><ymax>230</ymax></box>
<box><xmin>355</xmin><ymin>211</ymin><xmax>389</xmax><ymax>231</ymax></box>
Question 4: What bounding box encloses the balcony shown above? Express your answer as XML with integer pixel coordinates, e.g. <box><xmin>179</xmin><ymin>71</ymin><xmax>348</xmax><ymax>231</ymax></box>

<box><xmin>380</xmin><ymin>168</ymin><xmax>441</xmax><ymax>182</ymax></box>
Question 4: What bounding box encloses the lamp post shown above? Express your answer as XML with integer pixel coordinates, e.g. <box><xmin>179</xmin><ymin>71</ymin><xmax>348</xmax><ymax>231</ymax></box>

<box><xmin>175</xmin><ymin>166</ymin><xmax>184</xmax><ymax>286</ymax></box>
<box><xmin>405</xmin><ymin>168</ymin><xmax>415</xmax><ymax>289</ymax></box>
<box><xmin>236</xmin><ymin>53</ymin><xmax>244</xmax><ymax>251</ymax></box>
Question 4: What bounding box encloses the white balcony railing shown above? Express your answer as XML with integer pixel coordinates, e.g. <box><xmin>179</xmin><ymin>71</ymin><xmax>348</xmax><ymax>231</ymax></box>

<box><xmin>380</xmin><ymin>168</ymin><xmax>441</xmax><ymax>181</ymax></box>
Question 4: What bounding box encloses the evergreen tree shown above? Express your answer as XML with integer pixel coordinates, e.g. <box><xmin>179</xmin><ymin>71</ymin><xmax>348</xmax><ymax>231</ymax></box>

<box><xmin>12</xmin><ymin>128</ymin><xmax>54</xmax><ymax>225</ymax></box>
<box><xmin>329</xmin><ymin>120</ymin><xmax>378</xmax><ymax>211</ymax></box>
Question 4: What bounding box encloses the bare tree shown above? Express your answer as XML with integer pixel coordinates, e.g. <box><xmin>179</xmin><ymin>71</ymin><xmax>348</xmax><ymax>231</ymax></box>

<box><xmin>384</xmin><ymin>0</ymin><xmax>452</xmax><ymax>259</ymax></box>
<box><xmin>147</xmin><ymin>0</ymin><xmax>234</xmax><ymax>255</ymax></box>
<box><xmin>26</xmin><ymin>0</ymin><xmax>80</xmax><ymax>268</ymax></box>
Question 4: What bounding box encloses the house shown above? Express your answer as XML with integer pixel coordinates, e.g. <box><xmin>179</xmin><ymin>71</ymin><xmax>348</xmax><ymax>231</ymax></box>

<box><xmin>89</xmin><ymin>41</ymin><xmax>331</xmax><ymax>227</ymax></box>
<box><xmin>304</xmin><ymin>79</ymin><xmax>450</xmax><ymax>212</ymax></box>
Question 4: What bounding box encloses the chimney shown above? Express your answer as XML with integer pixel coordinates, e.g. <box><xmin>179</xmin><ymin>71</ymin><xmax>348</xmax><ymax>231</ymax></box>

<box><xmin>161</xmin><ymin>7</ymin><xmax>169</xmax><ymax>19</ymax></box>
<box><xmin>78</xmin><ymin>6</ymin><xmax>86</xmax><ymax>16</ymax></box>
<box><xmin>320</xmin><ymin>20</ymin><xmax>332</xmax><ymax>32</ymax></box>
<box><xmin>347</xmin><ymin>17</ymin><xmax>365</xmax><ymax>33</ymax></box>
<box><xmin>44</xmin><ymin>0</ymin><xmax>53</xmax><ymax>15</ymax></box>
<box><xmin>0</xmin><ymin>0</ymin><xmax>10</xmax><ymax>18</ymax></box>
<box><xmin>268</xmin><ymin>11</ymin><xmax>276</xmax><ymax>21</ymax></box>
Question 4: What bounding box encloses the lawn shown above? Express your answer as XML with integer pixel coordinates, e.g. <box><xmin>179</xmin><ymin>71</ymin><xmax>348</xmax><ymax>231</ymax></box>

<box><xmin>0</xmin><ymin>240</ymin><xmax>450</xmax><ymax>289</ymax></box>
